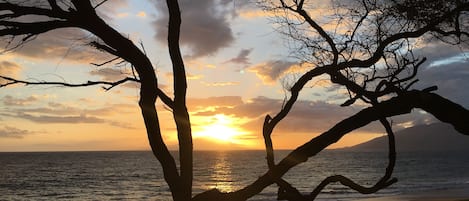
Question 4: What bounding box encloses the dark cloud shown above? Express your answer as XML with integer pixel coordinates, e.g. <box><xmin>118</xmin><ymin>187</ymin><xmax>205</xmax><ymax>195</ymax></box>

<box><xmin>88</xmin><ymin>66</ymin><xmax>142</xmax><ymax>89</ymax></box>
<box><xmin>240</xmin><ymin>42</ymin><xmax>468</xmax><ymax>133</ymax></box>
<box><xmin>0</xmin><ymin>0</ymin><xmax>129</xmax><ymax>64</ymax></box>
<box><xmin>406</xmin><ymin>40</ymin><xmax>469</xmax><ymax>107</ymax></box>
<box><xmin>413</xmin><ymin>61</ymin><xmax>469</xmax><ymax>108</ymax></box>
<box><xmin>248</xmin><ymin>60</ymin><xmax>298</xmax><ymax>84</ymax></box>
<box><xmin>414</xmin><ymin>39</ymin><xmax>468</xmax><ymax>64</ymax></box>
<box><xmin>219</xmin><ymin>0</ymin><xmax>256</xmax><ymax>17</ymax></box>
<box><xmin>190</xmin><ymin>96</ymin><xmax>352</xmax><ymax>132</ymax></box>
<box><xmin>4</xmin><ymin>111</ymin><xmax>134</xmax><ymax>129</ymax></box>
<box><xmin>192</xmin><ymin>96</ymin><xmax>281</xmax><ymax>118</ymax></box>
<box><xmin>0</xmin><ymin>61</ymin><xmax>21</xmax><ymax>77</ymax></box>
<box><xmin>152</xmin><ymin>0</ymin><xmax>235</xmax><ymax>58</ymax></box>
<box><xmin>89</xmin><ymin>67</ymin><xmax>133</xmax><ymax>81</ymax></box>
<box><xmin>13</xmin><ymin>112</ymin><xmax>105</xmax><ymax>124</ymax></box>
<box><xmin>224</xmin><ymin>48</ymin><xmax>253</xmax><ymax>67</ymax></box>
<box><xmin>0</xmin><ymin>126</ymin><xmax>34</xmax><ymax>139</ymax></box>
<box><xmin>2</xmin><ymin>99</ymin><xmax>136</xmax><ymax>129</ymax></box>
<box><xmin>188</xmin><ymin>95</ymin><xmax>437</xmax><ymax>136</ymax></box>
<box><xmin>2</xmin><ymin>95</ymin><xmax>38</xmax><ymax>106</ymax></box>
<box><xmin>11</xmin><ymin>106</ymin><xmax>79</xmax><ymax>116</ymax></box>
<box><xmin>108</xmin><ymin>121</ymin><xmax>137</xmax><ymax>130</ymax></box>
<box><xmin>236</xmin><ymin>98</ymin><xmax>364</xmax><ymax>134</ymax></box>
<box><xmin>1</xmin><ymin>28</ymin><xmax>112</xmax><ymax>64</ymax></box>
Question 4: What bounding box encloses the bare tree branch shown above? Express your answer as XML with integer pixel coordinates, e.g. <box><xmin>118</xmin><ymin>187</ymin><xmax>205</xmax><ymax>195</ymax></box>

<box><xmin>279</xmin><ymin>0</ymin><xmax>339</xmax><ymax>64</ymax></box>
<box><xmin>0</xmin><ymin>75</ymin><xmax>175</xmax><ymax>109</ymax></box>
<box><xmin>88</xmin><ymin>41</ymin><xmax>121</xmax><ymax>57</ymax></box>
<box><xmin>309</xmin><ymin>118</ymin><xmax>397</xmax><ymax>199</ymax></box>
<box><xmin>0</xmin><ymin>75</ymin><xmax>137</xmax><ymax>91</ymax></box>
<box><xmin>90</xmin><ymin>57</ymin><xmax>121</xmax><ymax>67</ymax></box>
<box><xmin>193</xmin><ymin>90</ymin><xmax>469</xmax><ymax>201</ymax></box>
<box><xmin>94</xmin><ymin>0</ymin><xmax>109</xmax><ymax>9</ymax></box>
<box><xmin>0</xmin><ymin>3</ymin><xmax>182</xmax><ymax>199</ymax></box>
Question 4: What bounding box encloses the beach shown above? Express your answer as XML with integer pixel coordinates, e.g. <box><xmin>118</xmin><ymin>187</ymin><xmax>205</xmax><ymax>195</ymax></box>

<box><xmin>355</xmin><ymin>186</ymin><xmax>469</xmax><ymax>201</ymax></box>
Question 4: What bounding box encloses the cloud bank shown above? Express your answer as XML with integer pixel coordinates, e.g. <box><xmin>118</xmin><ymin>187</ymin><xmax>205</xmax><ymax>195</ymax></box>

<box><xmin>152</xmin><ymin>0</ymin><xmax>236</xmax><ymax>58</ymax></box>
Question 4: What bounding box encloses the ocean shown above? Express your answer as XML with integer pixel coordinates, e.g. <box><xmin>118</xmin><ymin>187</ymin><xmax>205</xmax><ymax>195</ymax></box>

<box><xmin>1</xmin><ymin>150</ymin><xmax>468</xmax><ymax>201</ymax></box>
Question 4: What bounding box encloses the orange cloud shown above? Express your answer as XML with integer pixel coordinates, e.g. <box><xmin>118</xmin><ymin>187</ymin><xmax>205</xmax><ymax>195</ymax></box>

<box><xmin>187</xmin><ymin>74</ymin><xmax>204</xmax><ymax>80</ymax></box>
<box><xmin>136</xmin><ymin>11</ymin><xmax>147</xmax><ymax>18</ymax></box>
<box><xmin>2</xmin><ymin>95</ymin><xmax>38</xmax><ymax>106</ymax></box>
<box><xmin>201</xmin><ymin>81</ymin><xmax>240</xmax><ymax>87</ymax></box>
<box><xmin>239</xmin><ymin>10</ymin><xmax>276</xmax><ymax>19</ymax></box>
<box><xmin>0</xmin><ymin>126</ymin><xmax>34</xmax><ymax>139</ymax></box>
<box><xmin>0</xmin><ymin>61</ymin><xmax>21</xmax><ymax>77</ymax></box>
<box><xmin>248</xmin><ymin>60</ymin><xmax>298</xmax><ymax>84</ymax></box>
<box><xmin>2</xmin><ymin>98</ymin><xmax>136</xmax><ymax>129</ymax></box>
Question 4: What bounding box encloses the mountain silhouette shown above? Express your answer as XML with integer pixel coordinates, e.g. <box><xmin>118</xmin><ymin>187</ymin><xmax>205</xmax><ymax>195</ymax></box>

<box><xmin>343</xmin><ymin>123</ymin><xmax>469</xmax><ymax>152</ymax></box>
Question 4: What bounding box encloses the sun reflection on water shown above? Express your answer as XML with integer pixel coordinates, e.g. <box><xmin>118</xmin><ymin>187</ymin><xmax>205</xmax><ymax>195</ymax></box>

<box><xmin>208</xmin><ymin>152</ymin><xmax>234</xmax><ymax>192</ymax></box>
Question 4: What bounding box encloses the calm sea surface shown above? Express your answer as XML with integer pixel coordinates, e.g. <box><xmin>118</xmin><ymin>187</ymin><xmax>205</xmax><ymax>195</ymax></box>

<box><xmin>1</xmin><ymin>150</ymin><xmax>468</xmax><ymax>200</ymax></box>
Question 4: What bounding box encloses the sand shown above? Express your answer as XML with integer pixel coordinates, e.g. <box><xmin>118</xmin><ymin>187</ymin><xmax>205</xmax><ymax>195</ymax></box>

<box><xmin>354</xmin><ymin>187</ymin><xmax>469</xmax><ymax>201</ymax></box>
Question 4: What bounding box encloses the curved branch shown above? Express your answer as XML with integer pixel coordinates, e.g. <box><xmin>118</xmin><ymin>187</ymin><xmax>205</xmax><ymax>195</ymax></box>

<box><xmin>88</xmin><ymin>41</ymin><xmax>121</xmax><ymax>58</ymax></box>
<box><xmin>279</xmin><ymin>0</ymin><xmax>339</xmax><ymax>64</ymax></box>
<box><xmin>310</xmin><ymin>175</ymin><xmax>396</xmax><ymax>199</ymax></box>
<box><xmin>0</xmin><ymin>1</ymin><xmax>71</xmax><ymax>49</ymax></box>
<box><xmin>0</xmin><ymin>3</ymin><xmax>183</xmax><ymax>196</ymax></box>
<box><xmin>309</xmin><ymin>118</ymin><xmax>397</xmax><ymax>199</ymax></box>
<box><xmin>193</xmin><ymin>90</ymin><xmax>469</xmax><ymax>201</ymax></box>
<box><xmin>276</xmin><ymin>179</ymin><xmax>307</xmax><ymax>201</ymax></box>
<box><xmin>0</xmin><ymin>20</ymin><xmax>72</xmax><ymax>42</ymax></box>
<box><xmin>338</xmin><ymin>3</ymin><xmax>469</xmax><ymax>69</ymax></box>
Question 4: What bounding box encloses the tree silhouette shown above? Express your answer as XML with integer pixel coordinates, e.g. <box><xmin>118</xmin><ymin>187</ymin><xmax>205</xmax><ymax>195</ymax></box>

<box><xmin>1</xmin><ymin>0</ymin><xmax>468</xmax><ymax>201</ymax></box>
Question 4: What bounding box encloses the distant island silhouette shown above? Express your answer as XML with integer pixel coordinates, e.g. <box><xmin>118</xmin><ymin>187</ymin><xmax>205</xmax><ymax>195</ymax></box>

<box><xmin>341</xmin><ymin>123</ymin><xmax>469</xmax><ymax>152</ymax></box>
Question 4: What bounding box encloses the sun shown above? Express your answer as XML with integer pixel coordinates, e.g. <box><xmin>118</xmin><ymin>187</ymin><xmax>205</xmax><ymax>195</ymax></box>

<box><xmin>194</xmin><ymin>114</ymin><xmax>249</xmax><ymax>144</ymax></box>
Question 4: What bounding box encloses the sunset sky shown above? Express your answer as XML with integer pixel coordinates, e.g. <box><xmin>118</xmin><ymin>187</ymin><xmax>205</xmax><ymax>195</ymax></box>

<box><xmin>0</xmin><ymin>0</ymin><xmax>468</xmax><ymax>152</ymax></box>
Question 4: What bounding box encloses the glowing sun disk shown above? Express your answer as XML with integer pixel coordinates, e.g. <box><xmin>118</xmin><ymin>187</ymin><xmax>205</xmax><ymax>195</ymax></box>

<box><xmin>195</xmin><ymin>114</ymin><xmax>246</xmax><ymax>144</ymax></box>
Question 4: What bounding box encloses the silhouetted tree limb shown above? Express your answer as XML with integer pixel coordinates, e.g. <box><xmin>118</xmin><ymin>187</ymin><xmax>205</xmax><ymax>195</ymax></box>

<box><xmin>262</xmin><ymin>0</ymin><xmax>469</xmax><ymax>101</ymax></box>
<box><xmin>93</xmin><ymin>0</ymin><xmax>109</xmax><ymax>9</ymax></box>
<box><xmin>0</xmin><ymin>75</ymin><xmax>175</xmax><ymax>109</ymax></box>
<box><xmin>193</xmin><ymin>90</ymin><xmax>469</xmax><ymax>201</ymax></box>
<box><xmin>0</xmin><ymin>75</ymin><xmax>138</xmax><ymax>90</ymax></box>
<box><xmin>309</xmin><ymin>118</ymin><xmax>397</xmax><ymax>199</ymax></box>
<box><xmin>279</xmin><ymin>0</ymin><xmax>339</xmax><ymax>64</ymax></box>
<box><xmin>0</xmin><ymin>20</ymin><xmax>72</xmax><ymax>42</ymax></box>
<box><xmin>310</xmin><ymin>175</ymin><xmax>396</xmax><ymax>200</ymax></box>
<box><xmin>276</xmin><ymin>179</ymin><xmax>307</xmax><ymax>201</ymax></box>
<box><xmin>0</xmin><ymin>1</ymin><xmax>183</xmax><ymax>200</ymax></box>
<box><xmin>251</xmin><ymin>6</ymin><xmax>469</xmax><ymax>200</ymax></box>
<box><xmin>88</xmin><ymin>41</ymin><xmax>122</xmax><ymax>58</ymax></box>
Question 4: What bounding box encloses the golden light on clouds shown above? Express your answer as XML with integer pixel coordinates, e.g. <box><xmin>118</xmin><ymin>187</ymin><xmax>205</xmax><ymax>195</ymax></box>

<box><xmin>201</xmin><ymin>81</ymin><xmax>240</xmax><ymax>87</ymax></box>
<box><xmin>116</xmin><ymin>12</ymin><xmax>130</xmax><ymax>18</ymax></box>
<box><xmin>136</xmin><ymin>11</ymin><xmax>147</xmax><ymax>18</ymax></box>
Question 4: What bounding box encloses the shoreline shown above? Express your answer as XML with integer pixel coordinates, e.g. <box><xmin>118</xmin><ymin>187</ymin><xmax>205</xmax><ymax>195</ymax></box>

<box><xmin>354</xmin><ymin>187</ymin><xmax>469</xmax><ymax>201</ymax></box>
